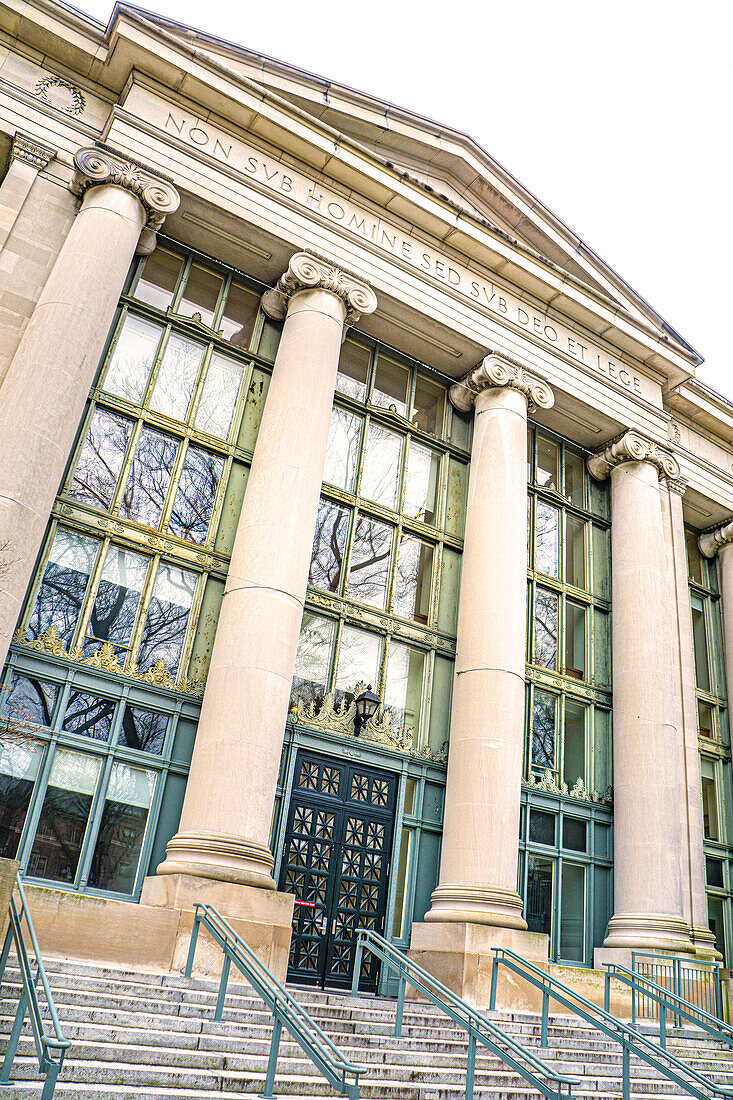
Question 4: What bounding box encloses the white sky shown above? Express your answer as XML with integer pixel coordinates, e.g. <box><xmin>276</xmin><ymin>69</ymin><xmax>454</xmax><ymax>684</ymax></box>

<box><xmin>76</xmin><ymin>0</ymin><xmax>732</xmax><ymax>395</ymax></box>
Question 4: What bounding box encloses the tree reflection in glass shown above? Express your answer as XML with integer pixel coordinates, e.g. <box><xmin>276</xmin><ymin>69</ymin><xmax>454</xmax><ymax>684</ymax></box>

<box><xmin>0</xmin><ymin>737</ymin><xmax>44</xmax><ymax>858</ymax></box>
<box><xmin>85</xmin><ymin>546</ymin><xmax>148</xmax><ymax>655</ymax></box>
<box><xmin>323</xmin><ymin>407</ymin><xmax>361</xmax><ymax>491</ymax></box>
<box><xmin>102</xmin><ymin>315</ymin><xmax>161</xmax><ymax>404</ymax></box>
<box><xmin>119</xmin><ymin>428</ymin><xmax>177</xmax><ymax>529</ymax></box>
<box><xmin>348</xmin><ymin>515</ymin><xmax>392</xmax><ymax>609</ymax></box>
<box><xmin>118</xmin><ymin>705</ymin><xmax>168</xmax><ymax>754</ymax></box>
<box><xmin>3</xmin><ymin>673</ymin><xmax>58</xmax><ymax>727</ymax></box>
<box><xmin>149</xmin><ymin>334</ymin><xmax>204</xmax><ymax>422</ymax></box>
<box><xmin>532</xmin><ymin>689</ymin><xmax>556</xmax><ymax>770</ymax></box>
<box><xmin>535</xmin><ymin>501</ymin><xmax>559</xmax><ymax>577</ymax></box>
<box><xmin>28</xmin><ymin>528</ymin><xmax>98</xmax><ymax>646</ymax></box>
<box><xmin>361</xmin><ymin>424</ymin><xmax>401</xmax><ymax>508</ymax></box>
<box><xmin>136</xmin><ymin>564</ymin><xmax>196</xmax><ymax>674</ymax></box>
<box><xmin>62</xmin><ymin>691</ymin><xmax>115</xmax><ymax>741</ymax></box>
<box><xmin>28</xmin><ymin>749</ymin><xmax>101</xmax><ymax>883</ymax></box>
<box><xmin>334</xmin><ymin>624</ymin><xmax>381</xmax><ymax>706</ymax></box>
<box><xmin>309</xmin><ymin>498</ymin><xmax>348</xmax><ymax>593</ymax></box>
<box><xmin>394</xmin><ymin>536</ymin><xmax>433</xmax><ymax>623</ymax></box>
<box><xmin>290</xmin><ymin>613</ymin><xmax>335</xmax><ymax>709</ymax></box>
<box><xmin>534</xmin><ymin>588</ymin><xmax>558</xmax><ymax>669</ymax></box>
<box><xmin>88</xmin><ymin>763</ymin><xmax>154</xmax><ymax>893</ymax></box>
<box><xmin>168</xmin><ymin>447</ymin><xmax>223</xmax><ymax>544</ymax></box>
<box><xmin>69</xmin><ymin>409</ymin><xmax>132</xmax><ymax>510</ymax></box>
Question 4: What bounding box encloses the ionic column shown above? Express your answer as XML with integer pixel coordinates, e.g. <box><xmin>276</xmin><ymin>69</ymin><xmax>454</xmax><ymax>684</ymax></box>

<box><xmin>0</xmin><ymin>146</ymin><xmax>179</xmax><ymax>666</ymax></box>
<box><xmin>425</xmin><ymin>353</ymin><xmax>554</xmax><ymax>928</ymax></box>
<box><xmin>661</xmin><ymin>477</ymin><xmax>718</xmax><ymax>956</ymax></box>
<box><xmin>156</xmin><ymin>253</ymin><xmax>377</xmax><ymax>889</ymax></box>
<box><xmin>0</xmin><ymin>133</ymin><xmax>56</xmax><ymax>254</ymax></box>
<box><xmin>588</xmin><ymin>432</ymin><xmax>694</xmax><ymax>953</ymax></box>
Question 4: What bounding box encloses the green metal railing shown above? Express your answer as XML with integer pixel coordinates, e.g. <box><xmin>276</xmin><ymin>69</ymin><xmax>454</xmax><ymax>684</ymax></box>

<box><xmin>604</xmin><ymin>962</ymin><xmax>733</xmax><ymax>1049</ymax></box>
<box><xmin>0</xmin><ymin>876</ymin><xmax>70</xmax><ymax>1098</ymax></box>
<box><xmin>491</xmin><ymin>946</ymin><xmax>733</xmax><ymax>1100</ymax></box>
<box><xmin>630</xmin><ymin>950</ymin><xmax>723</xmax><ymax>1022</ymax></box>
<box><xmin>186</xmin><ymin>903</ymin><xmax>364</xmax><ymax>1100</ymax></box>
<box><xmin>352</xmin><ymin>929</ymin><xmax>577</xmax><ymax>1100</ymax></box>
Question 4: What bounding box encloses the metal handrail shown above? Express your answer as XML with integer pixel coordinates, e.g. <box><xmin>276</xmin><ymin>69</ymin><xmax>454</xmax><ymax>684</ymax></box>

<box><xmin>353</xmin><ymin>929</ymin><xmax>577</xmax><ymax>1100</ymax></box>
<box><xmin>492</xmin><ymin>946</ymin><xmax>733</xmax><ymax>1100</ymax></box>
<box><xmin>631</xmin><ymin>950</ymin><xmax>723</xmax><ymax>1022</ymax></box>
<box><xmin>0</xmin><ymin>875</ymin><xmax>70</xmax><ymax>1098</ymax></box>
<box><xmin>186</xmin><ymin>902</ymin><xmax>364</xmax><ymax>1099</ymax></box>
<box><xmin>604</xmin><ymin>962</ymin><xmax>733</xmax><ymax>1049</ymax></box>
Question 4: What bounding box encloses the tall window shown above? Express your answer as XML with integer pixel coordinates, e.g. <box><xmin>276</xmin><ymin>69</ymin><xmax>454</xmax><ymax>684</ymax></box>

<box><xmin>289</xmin><ymin>336</ymin><xmax>470</xmax><ymax>756</ymax></box>
<box><xmin>687</xmin><ymin>529</ymin><xmax>732</xmax><ymax>962</ymax></box>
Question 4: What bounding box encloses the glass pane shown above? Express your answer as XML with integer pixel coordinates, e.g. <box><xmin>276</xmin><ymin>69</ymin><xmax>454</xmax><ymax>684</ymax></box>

<box><xmin>565</xmin><ymin>602</ymin><xmax>586</xmax><ymax>680</ymax></box>
<box><xmin>28</xmin><ymin>749</ymin><xmax>101</xmax><ymax>883</ymax></box>
<box><xmin>564</xmin><ymin>451</ymin><xmax>585</xmax><ymax>507</ymax></box>
<box><xmin>62</xmin><ymin>691</ymin><xmax>115</xmax><ymax>741</ymax></box>
<box><xmin>529</xmin><ymin>809</ymin><xmax>555</xmax><ymax>845</ymax></box>
<box><xmin>310</xmin><ymin>499</ymin><xmax>349</xmax><ymax>593</ymax></box>
<box><xmin>391</xmin><ymin>828</ymin><xmax>412</xmax><ymax>938</ymax></box>
<box><xmin>394</xmin><ymin>536</ymin><xmax>433</xmax><ymax>623</ymax></box>
<box><xmin>593</xmin><ymin>608</ymin><xmax>611</xmax><ymax>688</ymax></box>
<box><xmin>708</xmin><ymin>896</ymin><xmax>726</xmax><ymax>963</ymax></box>
<box><xmin>535</xmin><ymin>502</ymin><xmax>559</xmax><ymax>577</ymax></box>
<box><xmin>119</xmin><ymin>705</ymin><xmax>167</xmax><ymax>755</ymax></box>
<box><xmin>698</xmin><ymin>701</ymin><xmax>715</xmax><ymax>739</ymax></box>
<box><xmin>323</xmin><ymin>407</ymin><xmax>361</xmax><ymax>492</ymax></box>
<box><xmin>361</xmin><ymin>424</ymin><xmax>402</xmax><ymax>509</ymax></box>
<box><xmin>102</xmin><ymin>315</ymin><xmax>161</xmax><ymax>404</ymax></box>
<box><xmin>0</xmin><ymin>736</ymin><xmax>43</xmax><ymax>858</ymax></box>
<box><xmin>404</xmin><ymin>443</ymin><xmax>439</xmax><ymax>525</ymax></box>
<box><xmin>337</xmin><ymin>339</ymin><xmax>370</xmax><ymax>401</ymax></box>
<box><xmin>149</xmin><ymin>334</ymin><xmax>204</xmax><ymax>422</ymax></box>
<box><xmin>28</xmin><ymin>528</ymin><xmax>98</xmax><ymax>646</ymax></box>
<box><xmin>534</xmin><ymin>589</ymin><xmax>558</xmax><ymax>669</ymax></box>
<box><xmin>385</xmin><ymin>642</ymin><xmax>425</xmax><ymax>733</ymax></box>
<box><xmin>219</xmin><ymin>281</ymin><xmax>259</xmax><ymax>348</ymax></box>
<box><xmin>565</xmin><ymin>516</ymin><xmax>586</xmax><ymax>589</ymax></box>
<box><xmin>86</xmin><ymin>546</ymin><xmax>148</xmax><ymax>652</ymax></box>
<box><xmin>119</xmin><ymin>429</ymin><xmax>177</xmax><ymax>529</ymax></box>
<box><xmin>592</xmin><ymin>525</ymin><xmax>610</xmax><ymax>600</ymax></box>
<box><xmin>562</xmin><ymin>817</ymin><xmax>587</xmax><ymax>852</ymax></box>
<box><xmin>69</xmin><ymin>409</ymin><xmax>132</xmax><ymax>511</ymax></box>
<box><xmin>136</xmin><ymin>564</ymin><xmax>196</xmax><ymax>675</ymax></box>
<box><xmin>563</xmin><ymin>701</ymin><xmax>586</xmax><ymax>789</ymax></box>
<box><xmin>532</xmin><ymin>690</ymin><xmax>556</xmax><ymax>770</ymax></box>
<box><xmin>88</xmin><ymin>763</ymin><xmax>155</xmax><ymax>893</ymax></box>
<box><xmin>2</xmin><ymin>673</ymin><xmax>58</xmax><ymax>728</ymax></box>
<box><xmin>412</xmin><ymin>375</ymin><xmax>445</xmax><ymax>436</ymax></box>
<box><xmin>706</xmin><ymin>857</ymin><xmax>724</xmax><ymax>889</ymax></box>
<box><xmin>593</xmin><ymin>709</ymin><xmax>611</xmax><ymax>794</ymax></box>
<box><xmin>445</xmin><ymin>458</ymin><xmax>468</xmax><ymax>538</ymax></box>
<box><xmin>195</xmin><ymin>352</ymin><xmax>245</xmax><ymax>439</ymax></box>
<box><xmin>437</xmin><ymin>548</ymin><xmax>461</xmax><ymax>636</ymax></box>
<box><xmin>177</xmin><ymin>264</ymin><xmax>223</xmax><ymax>328</ymax></box>
<box><xmin>560</xmin><ymin>863</ymin><xmax>585</xmax><ymax>961</ymax></box>
<box><xmin>702</xmin><ymin>775</ymin><xmax>719</xmax><ymax>840</ymax></box>
<box><xmin>686</xmin><ymin>530</ymin><xmax>704</xmax><ymax>584</ymax></box>
<box><xmin>168</xmin><ymin>447</ymin><xmax>224</xmax><ymax>544</ymax></box>
<box><xmin>537</xmin><ymin>436</ymin><xmax>559</xmax><ymax>489</ymax></box>
<box><xmin>525</xmin><ymin>856</ymin><xmax>554</xmax><ymax>935</ymax></box>
<box><xmin>334</xmin><ymin>625</ymin><xmax>381</xmax><ymax>703</ymax></box>
<box><xmin>691</xmin><ymin>597</ymin><xmax>710</xmax><ymax>692</ymax></box>
<box><xmin>348</xmin><ymin>516</ymin><xmax>392</xmax><ymax>609</ymax></box>
<box><xmin>134</xmin><ymin>249</ymin><xmax>182</xmax><ymax>311</ymax></box>
<box><xmin>373</xmin><ymin>355</ymin><xmax>409</xmax><ymax>416</ymax></box>
<box><xmin>291</xmin><ymin>613</ymin><xmax>336</xmax><ymax>709</ymax></box>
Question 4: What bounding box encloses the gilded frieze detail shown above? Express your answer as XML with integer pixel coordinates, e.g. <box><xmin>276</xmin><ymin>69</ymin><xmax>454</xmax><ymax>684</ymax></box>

<box><xmin>524</xmin><ymin>767</ymin><xmax>612</xmax><ymax>805</ymax></box>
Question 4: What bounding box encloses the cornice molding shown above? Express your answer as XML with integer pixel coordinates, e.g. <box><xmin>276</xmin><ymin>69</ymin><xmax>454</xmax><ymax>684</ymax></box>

<box><xmin>699</xmin><ymin>520</ymin><xmax>733</xmax><ymax>559</ymax></box>
<box><xmin>663</xmin><ymin>475</ymin><xmax>688</xmax><ymax>497</ymax></box>
<box><xmin>587</xmin><ymin>429</ymin><xmax>680</xmax><ymax>482</ymax></box>
<box><xmin>70</xmin><ymin>146</ymin><xmax>180</xmax><ymax>255</ymax></box>
<box><xmin>11</xmin><ymin>132</ymin><xmax>56</xmax><ymax>170</ymax></box>
<box><xmin>261</xmin><ymin>250</ymin><xmax>378</xmax><ymax>327</ymax></box>
<box><xmin>448</xmin><ymin>351</ymin><xmax>554</xmax><ymax>413</ymax></box>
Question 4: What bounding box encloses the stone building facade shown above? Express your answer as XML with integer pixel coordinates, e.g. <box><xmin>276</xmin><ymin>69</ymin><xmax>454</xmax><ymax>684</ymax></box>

<box><xmin>0</xmin><ymin>0</ymin><xmax>732</xmax><ymax>999</ymax></box>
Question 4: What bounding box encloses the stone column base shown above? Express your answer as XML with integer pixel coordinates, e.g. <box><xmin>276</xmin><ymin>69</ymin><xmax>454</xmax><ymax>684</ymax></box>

<box><xmin>409</xmin><ymin>921</ymin><xmax>549</xmax><ymax>1010</ymax></box>
<box><xmin>691</xmin><ymin>925</ymin><xmax>722</xmax><ymax>960</ymax></box>
<box><xmin>425</xmin><ymin>884</ymin><xmax>527</xmax><ymax>929</ymax></box>
<box><xmin>600</xmin><ymin>913</ymin><xmax>696</xmax><ymax>955</ymax></box>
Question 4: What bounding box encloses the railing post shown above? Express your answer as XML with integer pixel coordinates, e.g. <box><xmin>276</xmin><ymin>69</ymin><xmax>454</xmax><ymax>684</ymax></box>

<box><xmin>466</xmin><ymin>1032</ymin><xmax>476</xmax><ymax>1100</ymax></box>
<box><xmin>622</xmin><ymin>1043</ymin><xmax>630</xmax><ymax>1100</ymax></box>
<box><xmin>673</xmin><ymin>958</ymin><xmax>680</xmax><ymax>1028</ymax></box>
<box><xmin>215</xmin><ymin>953</ymin><xmax>231</xmax><ymax>1022</ymax></box>
<box><xmin>0</xmin><ymin>989</ymin><xmax>28</xmax><ymax>1084</ymax></box>
<box><xmin>631</xmin><ymin>976</ymin><xmax>637</xmax><ymax>1029</ymax></box>
<box><xmin>489</xmin><ymin>956</ymin><xmax>498</xmax><ymax>1011</ymax></box>
<box><xmin>604</xmin><ymin>971</ymin><xmax>610</xmax><ymax>1015</ymax></box>
<box><xmin>185</xmin><ymin>911</ymin><xmax>201</xmax><ymax>978</ymax></box>
<box><xmin>541</xmin><ymin>989</ymin><xmax>549</xmax><ymax>1048</ymax></box>
<box><xmin>0</xmin><ymin>919</ymin><xmax>13</xmax><ymax>984</ymax></box>
<box><xmin>263</xmin><ymin>1012</ymin><xmax>283</xmax><ymax>1099</ymax></box>
<box><xmin>351</xmin><ymin>938</ymin><xmax>363</xmax><ymax>997</ymax></box>
<box><xmin>659</xmin><ymin>1001</ymin><xmax>666</xmax><ymax>1049</ymax></box>
<box><xmin>716</xmin><ymin>964</ymin><xmax>724</xmax><ymax>1022</ymax></box>
<box><xmin>395</xmin><ymin>974</ymin><xmax>405</xmax><ymax>1038</ymax></box>
<box><xmin>39</xmin><ymin>1060</ymin><xmax>60</xmax><ymax>1100</ymax></box>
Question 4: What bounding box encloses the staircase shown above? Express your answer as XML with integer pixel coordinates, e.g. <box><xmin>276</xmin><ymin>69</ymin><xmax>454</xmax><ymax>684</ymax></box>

<box><xmin>2</xmin><ymin>957</ymin><xmax>733</xmax><ymax>1099</ymax></box>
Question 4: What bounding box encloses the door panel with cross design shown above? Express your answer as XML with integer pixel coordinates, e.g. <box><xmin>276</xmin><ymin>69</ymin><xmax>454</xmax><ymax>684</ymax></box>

<box><xmin>280</xmin><ymin>751</ymin><xmax>397</xmax><ymax>990</ymax></box>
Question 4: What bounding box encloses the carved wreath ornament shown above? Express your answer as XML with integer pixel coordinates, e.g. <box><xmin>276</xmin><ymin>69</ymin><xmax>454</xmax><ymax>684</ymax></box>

<box><xmin>262</xmin><ymin>251</ymin><xmax>378</xmax><ymax>328</ymax></box>
<box><xmin>34</xmin><ymin>76</ymin><xmax>86</xmax><ymax>115</ymax></box>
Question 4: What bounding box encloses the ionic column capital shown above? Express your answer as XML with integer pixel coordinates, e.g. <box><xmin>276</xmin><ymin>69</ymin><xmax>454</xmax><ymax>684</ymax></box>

<box><xmin>699</xmin><ymin>520</ymin><xmax>733</xmax><ymax>559</ymax></box>
<box><xmin>587</xmin><ymin>429</ymin><xmax>680</xmax><ymax>482</ymax></box>
<box><xmin>70</xmin><ymin>145</ymin><xmax>180</xmax><ymax>254</ymax></box>
<box><xmin>11</xmin><ymin>132</ymin><xmax>55</xmax><ymax>170</ymax></box>
<box><xmin>663</xmin><ymin>474</ymin><xmax>689</xmax><ymax>497</ymax></box>
<box><xmin>261</xmin><ymin>250</ymin><xmax>378</xmax><ymax>327</ymax></box>
<box><xmin>448</xmin><ymin>351</ymin><xmax>555</xmax><ymax>413</ymax></box>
